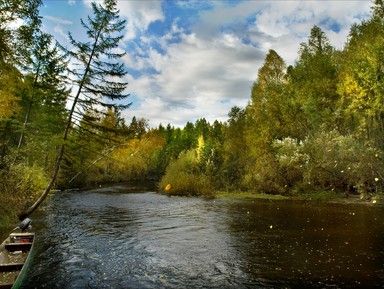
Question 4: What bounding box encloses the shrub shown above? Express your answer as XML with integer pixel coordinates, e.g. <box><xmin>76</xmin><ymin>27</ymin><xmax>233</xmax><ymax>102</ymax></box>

<box><xmin>242</xmin><ymin>148</ymin><xmax>286</xmax><ymax>194</ymax></box>
<box><xmin>159</xmin><ymin>150</ymin><xmax>214</xmax><ymax>197</ymax></box>
<box><xmin>303</xmin><ymin>130</ymin><xmax>384</xmax><ymax>195</ymax></box>
<box><xmin>0</xmin><ymin>162</ymin><xmax>48</xmax><ymax>227</ymax></box>
<box><xmin>272</xmin><ymin>137</ymin><xmax>308</xmax><ymax>190</ymax></box>
<box><xmin>2</xmin><ymin>163</ymin><xmax>47</xmax><ymax>201</ymax></box>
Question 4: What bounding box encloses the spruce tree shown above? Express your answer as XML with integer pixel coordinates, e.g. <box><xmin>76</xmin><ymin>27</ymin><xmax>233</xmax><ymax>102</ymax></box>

<box><xmin>0</xmin><ymin>0</ymin><xmax>42</xmax><ymax>66</ymax></box>
<box><xmin>20</xmin><ymin>0</ymin><xmax>129</xmax><ymax>218</ymax></box>
<box><xmin>290</xmin><ymin>25</ymin><xmax>338</xmax><ymax>134</ymax></box>
<box><xmin>18</xmin><ymin>32</ymin><xmax>68</xmax><ymax>149</ymax></box>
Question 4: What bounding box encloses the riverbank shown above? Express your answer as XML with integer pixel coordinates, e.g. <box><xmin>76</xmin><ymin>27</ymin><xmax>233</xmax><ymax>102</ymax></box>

<box><xmin>215</xmin><ymin>190</ymin><xmax>384</xmax><ymax>206</ymax></box>
<box><xmin>0</xmin><ymin>189</ymin><xmax>57</xmax><ymax>242</ymax></box>
<box><xmin>84</xmin><ymin>182</ymin><xmax>384</xmax><ymax>207</ymax></box>
<box><xmin>0</xmin><ymin>197</ymin><xmax>23</xmax><ymax>239</ymax></box>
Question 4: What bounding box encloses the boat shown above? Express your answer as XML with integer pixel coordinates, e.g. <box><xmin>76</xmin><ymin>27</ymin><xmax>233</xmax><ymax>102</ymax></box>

<box><xmin>0</xmin><ymin>219</ymin><xmax>35</xmax><ymax>289</ymax></box>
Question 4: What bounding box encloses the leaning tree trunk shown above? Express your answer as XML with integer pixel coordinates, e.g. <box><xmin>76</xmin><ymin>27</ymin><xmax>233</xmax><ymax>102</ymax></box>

<box><xmin>18</xmin><ymin>30</ymin><xmax>102</xmax><ymax>220</ymax></box>
<box><xmin>17</xmin><ymin>64</ymin><xmax>40</xmax><ymax>149</ymax></box>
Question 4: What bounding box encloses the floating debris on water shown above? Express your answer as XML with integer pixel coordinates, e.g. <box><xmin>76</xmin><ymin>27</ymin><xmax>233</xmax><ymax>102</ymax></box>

<box><xmin>165</xmin><ymin>184</ymin><xmax>172</xmax><ymax>192</ymax></box>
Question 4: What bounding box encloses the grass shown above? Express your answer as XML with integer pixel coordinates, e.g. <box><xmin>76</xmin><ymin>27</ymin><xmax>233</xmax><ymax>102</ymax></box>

<box><xmin>298</xmin><ymin>190</ymin><xmax>342</xmax><ymax>201</ymax></box>
<box><xmin>215</xmin><ymin>191</ymin><xmax>290</xmax><ymax>201</ymax></box>
<box><xmin>214</xmin><ymin>190</ymin><xmax>384</xmax><ymax>205</ymax></box>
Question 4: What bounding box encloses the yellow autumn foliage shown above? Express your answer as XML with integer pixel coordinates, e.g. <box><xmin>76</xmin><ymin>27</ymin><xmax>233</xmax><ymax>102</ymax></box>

<box><xmin>0</xmin><ymin>91</ymin><xmax>20</xmax><ymax>119</ymax></box>
<box><xmin>0</xmin><ymin>69</ymin><xmax>21</xmax><ymax>119</ymax></box>
<box><xmin>86</xmin><ymin>134</ymin><xmax>165</xmax><ymax>184</ymax></box>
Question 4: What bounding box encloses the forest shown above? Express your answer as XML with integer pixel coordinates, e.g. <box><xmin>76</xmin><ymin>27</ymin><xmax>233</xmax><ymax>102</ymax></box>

<box><xmin>1</xmin><ymin>0</ymin><xmax>384</xmax><ymax>227</ymax></box>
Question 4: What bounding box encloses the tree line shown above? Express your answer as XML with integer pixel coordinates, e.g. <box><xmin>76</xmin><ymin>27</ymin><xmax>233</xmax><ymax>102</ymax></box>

<box><xmin>120</xmin><ymin>1</ymin><xmax>383</xmax><ymax>198</ymax></box>
<box><xmin>0</xmin><ymin>0</ymin><xmax>383</xmax><ymax>226</ymax></box>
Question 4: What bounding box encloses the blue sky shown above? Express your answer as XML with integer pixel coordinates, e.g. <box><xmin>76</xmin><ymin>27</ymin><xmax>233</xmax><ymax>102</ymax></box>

<box><xmin>40</xmin><ymin>0</ymin><xmax>371</xmax><ymax>127</ymax></box>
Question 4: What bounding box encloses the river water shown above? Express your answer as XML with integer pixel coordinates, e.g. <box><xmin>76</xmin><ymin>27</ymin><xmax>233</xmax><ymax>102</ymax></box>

<box><xmin>21</xmin><ymin>187</ymin><xmax>384</xmax><ymax>288</ymax></box>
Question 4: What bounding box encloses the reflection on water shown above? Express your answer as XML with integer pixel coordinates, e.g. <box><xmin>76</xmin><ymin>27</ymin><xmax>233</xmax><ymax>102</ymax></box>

<box><xmin>226</xmin><ymin>200</ymin><xmax>384</xmax><ymax>288</ymax></box>
<box><xmin>21</xmin><ymin>190</ymin><xmax>384</xmax><ymax>288</ymax></box>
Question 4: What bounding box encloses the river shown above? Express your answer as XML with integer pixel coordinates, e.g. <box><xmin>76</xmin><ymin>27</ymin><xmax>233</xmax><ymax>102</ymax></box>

<box><xmin>21</xmin><ymin>187</ymin><xmax>384</xmax><ymax>288</ymax></box>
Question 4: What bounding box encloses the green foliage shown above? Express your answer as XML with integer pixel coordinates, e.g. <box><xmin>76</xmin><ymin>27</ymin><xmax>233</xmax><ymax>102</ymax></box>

<box><xmin>272</xmin><ymin>137</ymin><xmax>308</xmax><ymax>190</ymax></box>
<box><xmin>303</xmin><ymin>131</ymin><xmax>383</xmax><ymax>195</ymax></box>
<box><xmin>221</xmin><ymin>107</ymin><xmax>247</xmax><ymax>188</ymax></box>
<box><xmin>0</xmin><ymin>160</ymin><xmax>47</xmax><ymax>222</ymax></box>
<box><xmin>248</xmin><ymin>49</ymin><xmax>287</xmax><ymax>141</ymax></box>
<box><xmin>0</xmin><ymin>0</ymin><xmax>42</xmax><ymax>65</ymax></box>
<box><xmin>372</xmin><ymin>0</ymin><xmax>384</xmax><ymax>18</ymax></box>
<box><xmin>88</xmin><ymin>134</ymin><xmax>164</xmax><ymax>185</ymax></box>
<box><xmin>290</xmin><ymin>26</ymin><xmax>338</xmax><ymax>134</ymax></box>
<box><xmin>5</xmin><ymin>162</ymin><xmax>47</xmax><ymax>198</ymax></box>
<box><xmin>242</xmin><ymin>146</ymin><xmax>285</xmax><ymax>195</ymax></box>
<box><xmin>2</xmin><ymin>0</ymin><xmax>384</xmax><ymax>215</ymax></box>
<box><xmin>0</xmin><ymin>65</ymin><xmax>22</xmax><ymax>119</ymax></box>
<box><xmin>159</xmin><ymin>150</ymin><xmax>214</xmax><ymax>197</ymax></box>
<box><xmin>337</xmin><ymin>16</ymin><xmax>384</xmax><ymax>146</ymax></box>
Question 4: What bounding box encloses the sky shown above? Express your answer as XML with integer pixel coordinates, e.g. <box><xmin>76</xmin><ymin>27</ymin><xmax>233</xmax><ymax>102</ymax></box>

<box><xmin>40</xmin><ymin>0</ymin><xmax>372</xmax><ymax>127</ymax></box>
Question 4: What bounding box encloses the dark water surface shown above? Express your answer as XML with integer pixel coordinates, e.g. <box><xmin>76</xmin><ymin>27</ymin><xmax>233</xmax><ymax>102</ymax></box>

<box><xmin>21</xmin><ymin>188</ymin><xmax>384</xmax><ymax>288</ymax></box>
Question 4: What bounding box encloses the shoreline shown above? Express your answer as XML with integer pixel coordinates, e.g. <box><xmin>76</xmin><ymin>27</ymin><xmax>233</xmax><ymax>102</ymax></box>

<box><xmin>214</xmin><ymin>191</ymin><xmax>383</xmax><ymax>206</ymax></box>
<box><xmin>84</xmin><ymin>182</ymin><xmax>384</xmax><ymax>207</ymax></box>
<box><xmin>2</xmin><ymin>185</ymin><xmax>382</xmax><ymax>238</ymax></box>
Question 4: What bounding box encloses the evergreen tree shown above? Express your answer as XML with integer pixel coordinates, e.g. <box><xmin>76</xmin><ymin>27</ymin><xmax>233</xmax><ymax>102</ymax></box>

<box><xmin>290</xmin><ymin>25</ymin><xmax>338</xmax><ymax>134</ymax></box>
<box><xmin>18</xmin><ymin>32</ymin><xmax>68</xmax><ymax>149</ymax></box>
<box><xmin>372</xmin><ymin>0</ymin><xmax>384</xmax><ymax>18</ymax></box>
<box><xmin>20</xmin><ymin>0</ymin><xmax>129</xmax><ymax>218</ymax></box>
<box><xmin>248</xmin><ymin>49</ymin><xmax>287</xmax><ymax>140</ymax></box>
<box><xmin>129</xmin><ymin>116</ymin><xmax>148</xmax><ymax>138</ymax></box>
<box><xmin>0</xmin><ymin>0</ymin><xmax>42</xmax><ymax>66</ymax></box>
<box><xmin>222</xmin><ymin>106</ymin><xmax>247</xmax><ymax>187</ymax></box>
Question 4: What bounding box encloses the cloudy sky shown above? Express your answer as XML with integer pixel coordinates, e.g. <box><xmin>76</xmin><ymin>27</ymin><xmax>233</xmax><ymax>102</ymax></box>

<box><xmin>40</xmin><ymin>0</ymin><xmax>372</xmax><ymax>127</ymax></box>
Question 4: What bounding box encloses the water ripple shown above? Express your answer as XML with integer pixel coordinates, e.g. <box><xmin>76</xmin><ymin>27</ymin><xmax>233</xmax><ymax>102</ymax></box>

<box><xmin>21</xmin><ymin>191</ymin><xmax>384</xmax><ymax>289</ymax></box>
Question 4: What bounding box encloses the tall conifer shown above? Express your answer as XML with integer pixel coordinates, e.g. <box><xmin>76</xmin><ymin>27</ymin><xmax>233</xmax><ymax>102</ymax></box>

<box><xmin>20</xmin><ymin>0</ymin><xmax>129</xmax><ymax>218</ymax></box>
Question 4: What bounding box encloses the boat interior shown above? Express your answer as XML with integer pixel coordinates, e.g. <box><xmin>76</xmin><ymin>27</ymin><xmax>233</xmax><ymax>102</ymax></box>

<box><xmin>0</xmin><ymin>232</ymin><xmax>34</xmax><ymax>289</ymax></box>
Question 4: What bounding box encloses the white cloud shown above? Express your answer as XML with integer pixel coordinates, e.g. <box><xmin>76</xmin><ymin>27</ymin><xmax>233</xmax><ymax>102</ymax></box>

<box><xmin>252</xmin><ymin>1</ymin><xmax>371</xmax><ymax>55</ymax></box>
<box><xmin>83</xmin><ymin>0</ymin><xmax>372</xmax><ymax>127</ymax></box>
<box><xmin>43</xmin><ymin>15</ymin><xmax>72</xmax><ymax>41</ymax></box>
<box><xmin>115</xmin><ymin>1</ymin><xmax>164</xmax><ymax>40</ymax></box>
<box><xmin>53</xmin><ymin>25</ymin><xmax>68</xmax><ymax>39</ymax></box>
<box><xmin>83</xmin><ymin>0</ymin><xmax>164</xmax><ymax>40</ymax></box>
<box><xmin>68</xmin><ymin>0</ymin><xmax>76</xmax><ymax>6</ymax></box>
<box><xmin>6</xmin><ymin>18</ymin><xmax>24</xmax><ymax>30</ymax></box>
<box><xmin>124</xmin><ymin>29</ymin><xmax>262</xmax><ymax>126</ymax></box>
<box><xmin>44</xmin><ymin>15</ymin><xmax>73</xmax><ymax>25</ymax></box>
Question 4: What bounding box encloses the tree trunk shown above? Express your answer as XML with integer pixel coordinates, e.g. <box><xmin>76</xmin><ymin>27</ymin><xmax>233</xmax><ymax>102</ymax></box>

<box><xmin>17</xmin><ymin>64</ymin><xmax>40</xmax><ymax>149</ymax></box>
<box><xmin>18</xmin><ymin>29</ymin><xmax>102</xmax><ymax>220</ymax></box>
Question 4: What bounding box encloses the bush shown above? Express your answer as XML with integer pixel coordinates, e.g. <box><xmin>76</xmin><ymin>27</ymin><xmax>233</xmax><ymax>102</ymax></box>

<box><xmin>259</xmin><ymin>132</ymin><xmax>384</xmax><ymax>197</ymax></box>
<box><xmin>0</xmin><ymin>162</ymin><xmax>48</xmax><ymax>227</ymax></box>
<box><xmin>303</xmin><ymin>130</ymin><xmax>384</xmax><ymax>195</ymax></box>
<box><xmin>159</xmin><ymin>150</ymin><xmax>214</xmax><ymax>197</ymax></box>
<box><xmin>272</xmin><ymin>137</ymin><xmax>308</xmax><ymax>190</ymax></box>
<box><xmin>242</xmin><ymin>147</ymin><xmax>286</xmax><ymax>194</ymax></box>
<box><xmin>2</xmin><ymin>163</ymin><xmax>47</xmax><ymax>201</ymax></box>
